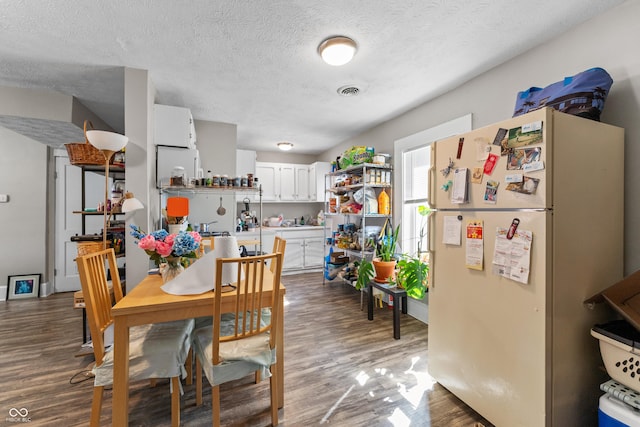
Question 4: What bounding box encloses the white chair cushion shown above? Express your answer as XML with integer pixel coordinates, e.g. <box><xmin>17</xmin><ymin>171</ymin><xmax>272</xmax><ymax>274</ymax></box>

<box><xmin>93</xmin><ymin>318</ymin><xmax>194</xmax><ymax>387</ymax></box>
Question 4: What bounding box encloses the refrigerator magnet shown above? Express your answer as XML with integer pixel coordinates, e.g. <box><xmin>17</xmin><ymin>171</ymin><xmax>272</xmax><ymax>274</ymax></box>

<box><xmin>483</xmin><ymin>153</ymin><xmax>499</xmax><ymax>175</ymax></box>
<box><xmin>483</xmin><ymin>180</ymin><xmax>499</xmax><ymax>204</ymax></box>
<box><xmin>507</xmin><ymin>124</ymin><xmax>543</xmax><ymax>148</ymax></box>
<box><xmin>456</xmin><ymin>137</ymin><xmax>464</xmax><ymax>159</ymax></box>
<box><xmin>493</xmin><ymin>128</ymin><xmax>508</xmax><ymax>146</ymax></box>
<box><xmin>506</xmin><ymin>218</ymin><xmax>520</xmax><ymax>240</ymax></box>
<box><xmin>440</xmin><ymin>157</ymin><xmax>454</xmax><ymax>177</ymax></box>
<box><xmin>475</xmin><ymin>137</ymin><xmax>491</xmax><ymax>161</ymax></box>
<box><xmin>471</xmin><ymin>167</ymin><xmax>484</xmax><ymax>184</ymax></box>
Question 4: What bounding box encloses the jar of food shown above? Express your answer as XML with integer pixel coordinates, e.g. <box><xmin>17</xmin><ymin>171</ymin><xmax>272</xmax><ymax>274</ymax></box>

<box><xmin>171</xmin><ymin>167</ymin><xmax>186</xmax><ymax>186</ymax></box>
<box><xmin>241</xmin><ymin>176</ymin><xmax>249</xmax><ymax>187</ymax></box>
<box><xmin>220</xmin><ymin>175</ymin><xmax>228</xmax><ymax>187</ymax></box>
<box><xmin>212</xmin><ymin>175</ymin><xmax>221</xmax><ymax>187</ymax></box>
<box><xmin>247</xmin><ymin>173</ymin><xmax>254</xmax><ymax>187</ymax></box>
<box><xmin>234</xmin><ymin>176</ymin><xmax>241</xmax><ymax>187</ymax></box>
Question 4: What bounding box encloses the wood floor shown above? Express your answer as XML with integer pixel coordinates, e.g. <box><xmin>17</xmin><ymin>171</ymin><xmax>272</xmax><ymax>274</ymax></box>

<box><xmin>0</xmin><ymin>272</ymin><xmax>494</xmax><ymax>426</ymax></box>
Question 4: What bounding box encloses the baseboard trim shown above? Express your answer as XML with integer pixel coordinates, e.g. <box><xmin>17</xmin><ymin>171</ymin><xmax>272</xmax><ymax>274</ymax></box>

<box><xmin>40</xmin><ymin>282</ymin><xmax>52</xmax><ymax>297</ymax></box>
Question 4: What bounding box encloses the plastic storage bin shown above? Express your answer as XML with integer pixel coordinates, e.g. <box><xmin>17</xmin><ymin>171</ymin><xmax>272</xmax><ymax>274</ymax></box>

<box><xmin>599</xmin><ymin>394</ymin><xmax>640</xmax><ymax>426</ymax></box>
<box><xmin>591</xmin><ymin>320</ymin><xmax>640</xmax><ymax>391</ymax></box>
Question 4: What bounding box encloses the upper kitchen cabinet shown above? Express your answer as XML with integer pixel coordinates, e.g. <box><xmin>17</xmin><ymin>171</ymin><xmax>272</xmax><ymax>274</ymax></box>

<box><xmin>154</xmin><ymin>104</ymin><xmax>197</xmax><ymax>148</ymax></box>
<box><xmin>309</xmin><ymin>162</ymin><xmax>331</xmax><ymax>202</ymax></box>
<box><xmin>255</xmin><ymin>161</ymin><xmax>331</xmax><ymax>202</ymax></box>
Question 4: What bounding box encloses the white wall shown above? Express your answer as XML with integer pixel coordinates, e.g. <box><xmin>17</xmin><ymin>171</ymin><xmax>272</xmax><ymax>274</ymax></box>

<box><xmin>321</xmin><ymin>1</ymin><xmax>640</xmax><ymax>275</ymax></box>
<box><xmin>0</xmin><ymin>127</ymin><xmax>47</xmax><ymax>298</ymax></box>
<box><xmin>124</xmin><ymin>68</ymin><xmax>155</xmax><ymax>290</ymax></box>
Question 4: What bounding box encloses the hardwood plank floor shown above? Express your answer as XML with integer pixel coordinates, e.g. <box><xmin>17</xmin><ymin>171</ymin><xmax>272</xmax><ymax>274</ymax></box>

<box><xmin>0</xmin><ymin>272</ymin><xmax>493</xmax><ymax>426</ymax></box>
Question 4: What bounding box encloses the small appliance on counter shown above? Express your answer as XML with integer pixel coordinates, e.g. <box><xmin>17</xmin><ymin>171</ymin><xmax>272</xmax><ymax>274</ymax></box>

<box><xmin>239</xmin><ymin>198</ymin><xmax>258</xmax><ymax>231</ymax></box>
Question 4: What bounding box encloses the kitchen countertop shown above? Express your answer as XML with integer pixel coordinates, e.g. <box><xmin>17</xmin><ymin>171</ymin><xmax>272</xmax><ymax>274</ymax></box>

<box><xmin>262</xmin><ymin>225</ymin><xmax>324</xmax><ymax>231</ymax></box>
<box><xmin>234</xmin><ymin>228</ymin><xmax>277</xmax><ymax>236</ymax></box>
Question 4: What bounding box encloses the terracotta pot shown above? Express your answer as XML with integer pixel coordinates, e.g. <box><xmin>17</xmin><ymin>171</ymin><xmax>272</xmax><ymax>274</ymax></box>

<box><xmin>372</xmin><ymin>259</ymin><xmax>397</xmax><ymax>284</ymax></box>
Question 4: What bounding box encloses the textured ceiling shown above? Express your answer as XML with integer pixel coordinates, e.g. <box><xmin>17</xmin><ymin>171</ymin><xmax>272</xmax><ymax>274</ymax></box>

<box><xmin>0</xmin><ymin>0</ymin><xmax>624</xmax><ymax>153</ymax></box>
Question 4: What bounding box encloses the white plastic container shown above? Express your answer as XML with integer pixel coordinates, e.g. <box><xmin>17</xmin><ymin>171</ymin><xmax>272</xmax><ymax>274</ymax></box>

<box><xmin>591</xmin><ymin>320</ymin><xmax>640</xmax><ymax>391</ymax></box>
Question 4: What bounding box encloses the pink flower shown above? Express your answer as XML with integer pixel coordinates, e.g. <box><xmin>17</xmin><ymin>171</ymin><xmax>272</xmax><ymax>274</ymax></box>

<box><xmin>165</xmin><ymin>234</ymin><xmax>176</xmax><ymax>246</ymax></box>
<box><xmin>189</xmin><ymin>231</ymin><xmax>202</xmax><ymax>243</ymax></box>
<box><xmin>138</xmin><ymin>235</ymin><xmax>156</xmax><ymax>251</ymax></box>
<box><xmin>155</xmin><ymin>241</ymin><xmax>173</xmax><ymax>257</ymax></box>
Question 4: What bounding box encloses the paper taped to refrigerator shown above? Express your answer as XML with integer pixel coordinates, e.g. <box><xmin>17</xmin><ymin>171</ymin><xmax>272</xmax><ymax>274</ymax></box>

<box><xmin>465</xmin><ymin>220</ymin><xmax>484</xmax><ymax>270</ymax></box>
<box><xmin>443</xmin><ymin>216</ymin><xmax>462</xmax><ymax>245</ymax></box>
<box><xmin>492</xmin><ymin>227</ymin><xmax>532</xmax><ymax>284</ymax></box>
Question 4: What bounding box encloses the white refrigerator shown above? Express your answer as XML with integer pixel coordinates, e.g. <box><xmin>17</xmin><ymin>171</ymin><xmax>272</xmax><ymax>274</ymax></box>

<box><xmin>427</xmin><ymin>108</ymin><xmax>624</xmax><ymax>426</ymax></box>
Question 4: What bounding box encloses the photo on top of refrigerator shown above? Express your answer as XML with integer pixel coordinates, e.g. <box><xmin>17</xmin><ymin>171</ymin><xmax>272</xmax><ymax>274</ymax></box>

<box><xmin>427</xmin><ymin>107</ymin><xmax>624</xmax><ymax>427</ymax></box>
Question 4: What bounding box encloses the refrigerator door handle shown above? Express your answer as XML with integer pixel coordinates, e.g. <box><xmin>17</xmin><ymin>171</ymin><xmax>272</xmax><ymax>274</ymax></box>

<box><xmin>428</xmin><ymin>213</ymin><xmax>436</xmax><ymax>289</ymax></box>
<box><xmin>428</xmin><ymin>144</ymin><xmax>436</xmax><ymax>208</ymax></box>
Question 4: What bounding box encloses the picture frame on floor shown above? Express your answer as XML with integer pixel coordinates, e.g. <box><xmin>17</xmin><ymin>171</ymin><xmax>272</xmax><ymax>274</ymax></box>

<box><xmin>7</xmin><ymin>274</ymin><xmax>41</xmax><ymax>300</ymax></box>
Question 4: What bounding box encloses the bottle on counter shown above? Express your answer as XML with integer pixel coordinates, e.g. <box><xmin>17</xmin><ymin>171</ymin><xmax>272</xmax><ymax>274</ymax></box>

<box><xmin>205</xmin><ymin>170</ymin><xmax>213</xmax><ymax>187</ymax></box>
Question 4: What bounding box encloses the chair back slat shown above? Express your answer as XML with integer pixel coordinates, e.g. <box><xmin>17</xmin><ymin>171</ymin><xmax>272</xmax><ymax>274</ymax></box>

<box><xmin>270</xmin><ymin>237</ymin><xmax>287</xmax><ymax>273</ymax></box>
<box><xmin>212</xmin><ymin>252</ymin><xmax>283</xmax><ymax>365</ymax></box>
<box><xmin>76</xmin><ymin>248</ymin><xmax>121</xmax><ymax>365</ymax></box>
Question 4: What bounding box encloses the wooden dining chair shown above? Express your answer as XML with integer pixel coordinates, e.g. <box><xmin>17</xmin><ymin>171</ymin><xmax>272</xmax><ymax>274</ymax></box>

<box><xmin>270</xmin><ymin>236</ymin><xmax>287</xmax><ymax>273</ymax></box>
<box><xmin>76</xmin><ymin>248</ymin><xmax>194</xmax><ymax>427</ymax></box>
<box><xmin>193</xmin><ymin>252</ymin><xmax>283</xmax><ymax>427</ymax></box>
<box><xmin>198</xmin><ymin>236</ymin><xmax>215</xmax><ymax>257</ymax></box>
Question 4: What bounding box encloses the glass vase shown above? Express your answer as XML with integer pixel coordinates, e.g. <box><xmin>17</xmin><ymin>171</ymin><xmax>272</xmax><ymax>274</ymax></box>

<box><xmin>160</xmin><ymin>256</ymin><xmax>184</xmax><ymax>283</ymax></box>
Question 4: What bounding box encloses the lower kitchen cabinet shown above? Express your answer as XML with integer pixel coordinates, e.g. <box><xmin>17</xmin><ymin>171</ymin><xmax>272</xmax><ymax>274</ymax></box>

<box><xmin>273</xmin><ymin>227</ymin><xmax>324</xmax><ymax>272</ymax></box>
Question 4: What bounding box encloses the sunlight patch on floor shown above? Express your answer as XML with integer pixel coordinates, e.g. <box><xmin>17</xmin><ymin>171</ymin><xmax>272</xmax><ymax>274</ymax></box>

<box><xmin>388</xmin><ymin>407</ymin><xmax>412</xmax><ymax>427</ymax></box>
<box><xmin>320</xmin><ymin>384</ymin><xmax>355</xmax><ymax>424</ymax></box>
<box><xmin>398</xmin><ymin>356</ymin><xmax>437</xmax><ymax>408</ymax></box>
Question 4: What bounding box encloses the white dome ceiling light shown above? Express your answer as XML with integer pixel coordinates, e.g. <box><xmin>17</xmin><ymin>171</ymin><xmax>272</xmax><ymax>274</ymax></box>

<box><xmin>318</xmin><ymin>36</ymin><xmax>357</xmax><ymax>66</ymax></box>
<box><xmin>277</xmin><ymin>142</ymin><xmax>294</xmax><ymax>151</ymax></box>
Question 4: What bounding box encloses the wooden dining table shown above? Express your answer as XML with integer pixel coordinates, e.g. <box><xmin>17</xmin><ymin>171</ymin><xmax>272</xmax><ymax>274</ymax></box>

<box><xmin>110</xmin><ymin>271</ymin><xmax>286</xmax><ymax>426</ymax></box>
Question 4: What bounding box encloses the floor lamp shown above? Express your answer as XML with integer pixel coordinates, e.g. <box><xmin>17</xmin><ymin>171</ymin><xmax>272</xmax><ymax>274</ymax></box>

<box><xmin>86</xmin><ymin>130</ymin><xmax>129</xmax><ymax>249</ymax></box>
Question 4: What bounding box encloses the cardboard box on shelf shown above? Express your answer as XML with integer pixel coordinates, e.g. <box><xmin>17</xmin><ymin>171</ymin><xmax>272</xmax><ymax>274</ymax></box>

<box><xmin>330</xmin><ymin>251</ymin><xmax>349</xmax><ymax>264</ymax></box>
<box><xmin>585</xmin><ymin>270</ymin><xmax>640</xmax><ymax>330</ymax></box>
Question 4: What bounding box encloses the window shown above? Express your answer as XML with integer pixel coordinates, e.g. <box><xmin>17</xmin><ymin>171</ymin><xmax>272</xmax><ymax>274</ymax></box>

<box><xmin>393</xmin><ymin>114</ymin><xmax>472</xmax><ymax>258</ymax></box>
<box><xmin>401</xmin><ymin>146</ymin><xmax>430</xmax><ymax>257</ymax></box>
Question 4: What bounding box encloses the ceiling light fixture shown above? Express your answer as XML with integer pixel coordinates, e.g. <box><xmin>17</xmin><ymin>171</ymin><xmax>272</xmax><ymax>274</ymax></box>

<box><xmin>318</xmin><ymin>36</ymin><xmax>357</xmax><ymax>66</ymax></box>
<box><xmin>277</xmin><ymin>142</ymin><xmax>294</xmax><ymax>151</ymax></box>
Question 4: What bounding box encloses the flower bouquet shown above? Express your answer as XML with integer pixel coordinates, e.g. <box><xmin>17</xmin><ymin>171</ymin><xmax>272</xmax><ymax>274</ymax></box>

<box><xmin>130</xmin><ymin>225</ymin><xmax>202</xmax><ymax>282</ymax></box>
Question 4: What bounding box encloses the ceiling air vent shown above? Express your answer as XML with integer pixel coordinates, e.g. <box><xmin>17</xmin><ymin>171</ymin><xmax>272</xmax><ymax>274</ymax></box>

<box><xmin>337</xmin><ymin>85</ymin><xmax>360</xmax><ymax>97</ymax></box>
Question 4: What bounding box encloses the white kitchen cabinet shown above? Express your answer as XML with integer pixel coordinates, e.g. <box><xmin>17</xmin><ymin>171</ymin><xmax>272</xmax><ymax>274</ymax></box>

<box><xmin>276</xmin><ymin>228</ymin><xmax>325</xmax><ymax>271</ymax></box>
<box><xmin>295</xmin><ymin>165</ymin><xmax>310</xmax><ymax>201</ymax></box>
<box><xmin>154</xmin><ymin>104</ymin><xmax>196</xmax><ymax>148</ymax></box>
<box><xmin>256</xmin><ymin>163</ymin><xmax>279</xmax><ymax>201</ymax></box>
<box><xmin>279</xmin><ymin>164</ymin><xmax>296</xmax><ymax>201</ymax></box>
<box><xmin>256</xmin><ymin>161</ymin><xmax>330</xmax><ymax>202</ymax></box>
<box><xmin>309</xmin><ymin>162</ymin><xmax>331</xmax><ymax>202</ymax></box>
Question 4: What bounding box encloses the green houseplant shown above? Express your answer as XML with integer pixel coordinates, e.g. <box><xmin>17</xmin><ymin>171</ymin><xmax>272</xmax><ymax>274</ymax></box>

<box><xmin>372</xmin><ymin>224</ymin><xmax>400</xmax><ymax>283</ymax></box>
<box><xmin>354</xmin><ymin>224</ymin><xmax>399</xmax><ymax>289</ymax></box>
<box><xmin>395</xmin><ymin>206</ymin><xmax>431</xmax><ymax>299</ymax></box>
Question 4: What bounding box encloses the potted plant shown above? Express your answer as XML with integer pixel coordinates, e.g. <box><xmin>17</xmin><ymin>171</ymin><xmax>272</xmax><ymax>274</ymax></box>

<box><xmin>353</xmin><ymin>224</ymin><xmax>399</xmax><ymax>289</ymax></box>
<box><xmin>396</xmin><ymin>206</ymin><xmax>431</xmax><ymax>299</ymax></box>
<box><xmin>372</xmin><ymin>224</ymin><xmax>400</xmax><ymax>283</ymax></box>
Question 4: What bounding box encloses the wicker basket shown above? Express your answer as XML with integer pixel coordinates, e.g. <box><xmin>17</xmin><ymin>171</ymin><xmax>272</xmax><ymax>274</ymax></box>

<box><xmin>77</xmin><ymin>241</ymin><xmax>110</xmax><ymax>256</ymax></box>
<box><xmin>64</xmin><ymin>120</ymin><xmax>109</xmax><ymax>166</ymax></box>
